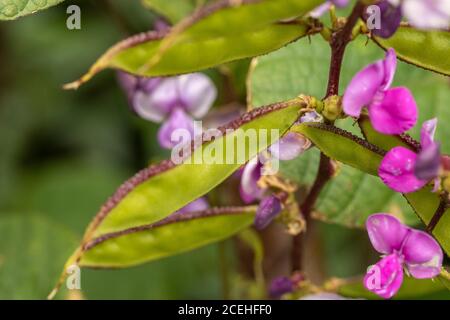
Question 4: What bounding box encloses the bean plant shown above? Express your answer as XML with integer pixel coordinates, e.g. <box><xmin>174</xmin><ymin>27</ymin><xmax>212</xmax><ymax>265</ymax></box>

<box><xmin>1</xmin><ymin>0</ymin><xmax>449</xmax><ymax>300</ymax></box>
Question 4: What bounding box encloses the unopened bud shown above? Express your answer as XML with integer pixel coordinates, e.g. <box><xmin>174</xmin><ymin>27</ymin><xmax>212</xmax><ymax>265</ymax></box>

<box><xmin>322</xmin><ymin>95</ymin><xmax>343</xmax><ymax>121</ymax></box>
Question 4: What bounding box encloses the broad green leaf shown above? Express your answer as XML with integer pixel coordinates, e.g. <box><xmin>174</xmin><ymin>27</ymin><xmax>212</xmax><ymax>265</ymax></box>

<box><xmin>0</xmin><ymin>214</ymin><xmax>78</xmax><ymax>299</ymax></box>
<box><xmin>356</xmin><ymin>116</ymin><xmax>450</xmax><ymax>256</ymax></box>
<box><xmin>338</xmin><ymin>276</ymin><xmax>450</xmax><ymax>300</ymax></box>
<box><xmin>142</xmin><ymin>0</ymin><xmax>203</xmax><ymax>23</ymax></box>
<box><xmin>292</xmin><ymin>123</ymin><xmax>384</xmax><ymax>176</ymax></box>
<box><xmin>66</xmin><ymin>0</ymin><xmax>323</xmax><ymax>88</ymax></box>
<box><xmin>79</xmin><ymin>207</ymin><xmax>255</xmax><ymax>268</ymax></box>
<box><xmin>373</xmin><ymin>26</ymin><xmax>450</xmax><ymax>76</ymax></box>
<box><xmin>315</xmin><ymin>165</ymin><xmax>418</xmax><ymax>227</ymax></box>
<box><xmin>0</xmin><ymin>0</ymin><xmax>64</xmax><ymax>20</ymax></box>
<box><xmin>84</xmin><ymin>101</ymin><xmax>303</xmax><ymax>239</ymax></box>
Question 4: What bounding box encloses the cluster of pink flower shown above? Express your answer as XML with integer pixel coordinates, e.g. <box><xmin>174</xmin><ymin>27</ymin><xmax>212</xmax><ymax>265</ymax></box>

<box><xmin>344</xmin><ymin>49</ymin><xmax>444</xmax><ymax>299</ymax></box>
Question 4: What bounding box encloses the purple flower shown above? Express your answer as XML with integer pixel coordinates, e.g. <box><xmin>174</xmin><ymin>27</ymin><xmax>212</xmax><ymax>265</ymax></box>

<box><xmin>254</xmin><ymin>195</ymin><xmax>282</xmax><ymax>230</ymax></box>
<box><xmin>370</xmin><ymin>1</ymin><xmax>403</xmax><ymax>39</ymax></box>
<box><xmin>401</xmin><ymin>0</ymin><xmax>450</xmax><ymax>30</ymax></box>
<box><xmin>268</xmin><ymin>132</ymin><xmax>312</xmax><ymax>161</ymax></box>
<box><xmin>415</xmin><ymin>118</ymin><xmax>441</xmax><ymax>180</ymax></box>
<box><xmin>173</xmin><ymin>197</ymin><xmax>209</xmax><ymax>216</ymax></box>
<box><xmin>310</xmin><ymin>0</ymin><xmax>349</xmax><ymax>18</ymax></box>
<box><xmin>379</xmin><ymin>119</ymin><xmax>441</xmax><ymax>193</ymax></box>
<box><xmin>240</xmin><ymin>132</ymin><xmax>310</xmax><ymax>204</ymax></box>
<box><xmin>343</xmin><ymin>48</ymin><xmax>418</xmax><ymax>135</ymax></box>
<box><xmin>364</xmin><ymin>214</ymin><xmax>443</xmax><ymax>299</ymax></box>
<box><xmin>300</xmin><ymin>111</ymin><xmax>323</xmax><ymax>123</ymax></box>
<box><xmin>269</xmin><ymin>276</ymin><xmax>294</xmax><ymax>299</ymax></box>
<box><xmin>240</xmin><ymin>157</ymin><xmax>265</xmax><ymax>204</ymax></box>
<box><xmin>118</xmin><ymin>72</ymin><xmax>217</xmax><ymax>149</ymax></box>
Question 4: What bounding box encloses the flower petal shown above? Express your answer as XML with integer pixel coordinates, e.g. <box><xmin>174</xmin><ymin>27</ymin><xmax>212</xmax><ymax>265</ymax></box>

<box><xmin>364</xmin><ymin>253</ymin><xmax>404</xmax><ymax>299</ymax></box>
<box><xmin>175</xmin><ymin>197</ymin><xmax>209</xmax><ymax>216</ymax></box>
<box><xmin>381</xmin><ymin>48</ymin><xmax>397</xmax><ymax>90</ymax></box>
<box><xmin>403</xmin><ymin>0</ymin><xmax>450</xmax><ymax>30</ymax></box>
<box><xmin>343</xmin><ymin>61</ymin><xmax>384</xmax><ymax>117</ymax></box>
<box><xmin>369</xmin><ymin>87</ymin><xmax>418</xmax><ymax>135</ymax></box>
<box><xmin>240</xmin><ymin>157</ymin><xmax>264</xmax><ymax>204</ymax></box>
<box><xmin>402</xmin><ymin>229</ymin><xmax>443</xmax><ymax>279</ymax></box>
<box><xmin>371</xmin><ymin>2</ymin><xmax>402</xmax><ymax>39</ymax></box>
<box><xmin>414</xmin><ymin>142</ymin><xmax>441</xmax><ymax>181</ymax></box>
<box><xmin>366</xmin><ymin>214</ymin><xmax>409</xmax><ymax>254</ymax></box>
<box><xmin>136</xmin><ymin>77</ymin><xmax>162</xmax><ymax>93</ymax></box>
<box><xmin>157</xmin><ymin>109</ymin><xmax>196</xmax><ymax>149</ymax></box>
<box><xmin>269</xmin><ymin>276</ymin><xmax>294</xmax><ymax>299</ymax></box>
<box><xmin>254</xmin><ymin>195</ymin><xmax>282</xmax><ymax>230</ymax></box>
<box><xmin>309</xmin><ymin>2</ymin><xmax>332</xmax><ymax>18</ymax></box>
<box><xmin>269</xmin><ymin>132</ymin><xmax>310</xmax><ymax>161</ymax></box>
<box><xmin>178</xmin><ymin>73</ymin><xmax>217</xmax><ymax>119</ymax></box>
<box><xmin>117</xmin><ymin>71</ymin><xmax>137</xmax><ymax>97</ymax></box>
<box><xmin>299</xmin><ymin>111</ymin><xmax>323</xmax><ymax>123</ymax></box>
<box><xmin>379</xmin><ymin>146</ymin><xmax>428</xmax><ymax>193</ymax></box>
<box><xmin>133</xmin><ymin>78</ymin><xmax>179</xmax><ymax>122</ymax></box>
<box><xmin>332</xmin><ymin>0</ymin><xmax>349</xmax><ymax>7</ymax></box>
<box><xmin>420</xmin><ymin>118</ymin><xmax>438</xmax><ymax>149</ymax></box>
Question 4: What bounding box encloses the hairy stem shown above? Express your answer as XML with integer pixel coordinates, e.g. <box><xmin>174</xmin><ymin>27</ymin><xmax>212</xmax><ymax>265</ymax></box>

<box><xmin>325</xmin><ymin>1</ymin><xmax>366</xmax><ymax>97</ymax></box>
<box><xmin>291</xmin><ymin>1</ymin><xmax>366</xmax><ymax>272</ymax></box>
<box><xmin>426</xmin><ymin>192</ymin><xmax>449</xmax><ymax>233</ymax></box>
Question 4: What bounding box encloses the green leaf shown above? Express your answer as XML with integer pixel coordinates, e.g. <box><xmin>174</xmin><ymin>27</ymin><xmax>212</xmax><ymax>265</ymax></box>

<box><xmin>440</xmin><ymin>270</ymin><xmax>450</xmax><ymax>291</ymax></box>
<box><xmin>315</xmin><ymin>165</ymin><xmax>418</xmax><ymax>227</ymax></box>
<box><xmin>88</xmin><ymin>100</ymin><xmax>302</xmax><ymax>239</ymax></box>
<box><xmin>66</xmin><ymin>0</ymin><xmax>323</xmax><ymax>88</ymax></box>
<box><xmin>404</xmin><ymin>189</ymin><xmax>450</xmax><ymax>256</ymax></box>
<box><xmin>358</xmin><ymin>115</ymin><xmax>419</xmax><ymax>152</ymax></box>
<box><xmin>0</xmin><ymin>0</ymin><xmax>64</xmax><ymax>20</ymax></box>
<box><xmin>0</xmin><ymin>214</ymin><xmax>78</xmax><ymax>299</ymax></box>
<box><xmin>142</xmin><ymin>0</ymin><xmax>203</xmax><ymax>23</ymax></box>
<box><xmin>292</xmin><ymin>123</ymin><xmax>384</xmax><ymax>176</ymax></box>
<box><xmin>338</xmin><ymin>276</ymin><xmax>450</xmax><ymax>300</ymax></box>
<box><xmin>373</xmin><ymin>26</ymin><xmax>450</xmax><ymax>76</ymax></box>
<box><xmin>79</xmin><ymin>207</ymin><xmax>255</xmax><ymax>268</ymax></box>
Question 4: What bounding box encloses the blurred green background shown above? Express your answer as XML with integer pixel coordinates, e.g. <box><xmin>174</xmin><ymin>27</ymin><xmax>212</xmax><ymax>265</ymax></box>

<box><xmin>0</xmin><ymin>0</ymin><xmax>228</xmax><ymax>299</ymax></box>
<box><xmin>0</xmin><ymin>0</ymin><xmax>448</xmax><ymax>300</ymax></box>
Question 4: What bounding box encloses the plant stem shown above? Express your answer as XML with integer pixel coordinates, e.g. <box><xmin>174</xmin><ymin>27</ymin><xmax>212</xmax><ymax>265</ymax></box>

<box><xmin>291</xmin><ymin>1</ymin><xmax>366</xmax><ymax>272</ymax></box>
<box><xmin>292</xmin><ymin>153</ymin><xmax>334</xmax><ymax>271</ymax></box>
<box><xmin>325</xmin><ymin>1</ymin><xmax>365</xmax><ymax>97</ymax></box>
<box><xmin>426</xmin><ymin>192</ymin><xmax>449</xmax><ymax>233</ymax></box>
<box><xmin>218</xmin><ymin>241</ymin><xmax>231</xmax><ymax>300</ymax></box>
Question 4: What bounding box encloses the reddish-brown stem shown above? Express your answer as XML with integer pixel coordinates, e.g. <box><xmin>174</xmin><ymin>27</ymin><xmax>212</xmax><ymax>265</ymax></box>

<box><xmin>291</xmin><ymin>1</ymin><xmax>366</xmax><ymax>272</ymax></box>
<box><xmin>426</xmin><ymin>192</ymin><xmax>449</xmax><ymax>234</ymax></box>
<box><xmin>326</xmin><ymin>1</ymin><xmax>365</xmax><ymax>97</ymax></box>
<box><xmin>292</xmin><ymin>153</ymin><xmax>335</xmax><ymax>271</ymax></box>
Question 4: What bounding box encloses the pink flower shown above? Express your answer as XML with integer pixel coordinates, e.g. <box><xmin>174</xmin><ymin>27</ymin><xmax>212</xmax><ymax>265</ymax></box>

<box><xmin>364</xmin><ymin>214</ymin><xmax>443</xmax><ymax>299</ymax></box>
<box><xmin>343</xmin><ymin>48</ymin><xmax>418</xmax><ymax>135</ymax></box>
<box><xmin>379</xmin><ymin>119</ymin><xmax>441</xmax><ymax>193</ymax></box>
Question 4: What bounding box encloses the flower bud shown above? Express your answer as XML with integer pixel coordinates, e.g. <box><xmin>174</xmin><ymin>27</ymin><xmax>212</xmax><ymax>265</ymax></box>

<box><xmin>322</xmin><ymin>95</ymin><xmax>343</xmax><ymax>121</ymax></box>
